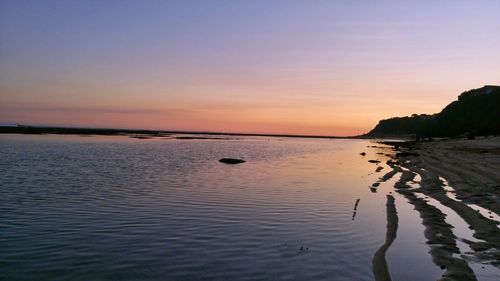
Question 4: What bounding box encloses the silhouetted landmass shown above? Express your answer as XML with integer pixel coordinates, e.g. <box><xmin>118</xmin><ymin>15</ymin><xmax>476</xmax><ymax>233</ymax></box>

<box><xmin>365</xmin><ymin>85</ymin><xmax>500</xmax><ymax>138</ymax></box>
<box><xmin>0</xmin><ymin>126</ymin><xmax>166</xmax><ymax>136</ymax></box>
<box><xmin>0</xmin><ymin>126</ymin><xmax>349</xmax><ymax>139</ymax></box>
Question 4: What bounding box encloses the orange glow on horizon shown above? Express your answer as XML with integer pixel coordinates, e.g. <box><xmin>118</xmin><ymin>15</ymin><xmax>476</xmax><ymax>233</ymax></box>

<box><xmin>1</xmin><ymin>1</ymin><xmax>499</xmax><ymax>136</ymax></box>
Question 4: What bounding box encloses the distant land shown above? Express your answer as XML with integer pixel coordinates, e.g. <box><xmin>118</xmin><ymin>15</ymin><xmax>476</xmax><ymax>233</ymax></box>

<box><xmin>0</xmin><ymin>125</ymin><xmax>349</xmax><ymax>139</ymax></box>
<box><xmin>364</xmin><ymin>85</ymin><xmax>500</xmax><ymax>139</ymax></box>
<box><xmin>2</xmin><ymin>85</ymin><xmax>498</xmax><ymax>140</ymax></box>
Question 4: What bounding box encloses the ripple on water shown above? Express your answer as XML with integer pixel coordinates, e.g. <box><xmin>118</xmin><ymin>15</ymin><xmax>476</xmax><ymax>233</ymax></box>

<box><xmin>0</xmin><ymin>135</ymin><xmax>477</xmax><ymax>280</ymax></box>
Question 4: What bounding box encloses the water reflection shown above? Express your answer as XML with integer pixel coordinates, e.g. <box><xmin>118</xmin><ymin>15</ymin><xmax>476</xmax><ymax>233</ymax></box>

<box><xmin>0</xmin><ymin>134</ymin><xmax>480</xmax><ymax>280</ymax></box>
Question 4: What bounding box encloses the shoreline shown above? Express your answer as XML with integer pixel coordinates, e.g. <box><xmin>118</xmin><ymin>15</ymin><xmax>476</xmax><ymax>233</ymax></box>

<box><xmin>0</xmin><ymin>125</ymin><xmax>356</xmax><ymax>140</ymax></box>
<box><xmin>371</xmin><ymin>136</ymin><xmax>500</xmax><ymax>280</ymax></box>
<box><xmin>384</xmin><ymin>137</ymin><xmax>500</xmax><ymax>215</ymax></box>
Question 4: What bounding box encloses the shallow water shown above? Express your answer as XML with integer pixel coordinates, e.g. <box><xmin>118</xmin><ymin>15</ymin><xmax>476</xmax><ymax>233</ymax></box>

<box><xmin>0</xmin><ymin>134</ymin><xmax>469</xmax><ymax>280</ymax></box>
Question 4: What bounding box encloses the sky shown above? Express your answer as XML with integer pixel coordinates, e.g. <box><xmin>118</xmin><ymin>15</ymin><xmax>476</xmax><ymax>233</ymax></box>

<box><xmin>1</xmin><ymin>0</ymin><xmax>499</xmax><ymax>136</ymax></box>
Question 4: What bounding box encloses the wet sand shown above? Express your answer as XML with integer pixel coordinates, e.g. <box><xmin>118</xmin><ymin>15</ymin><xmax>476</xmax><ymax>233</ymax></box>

<box><xmin>372</xmin><ymin>195</ymin><xmax>398</xmax><ymax>281</ymax></box>
<box><xmin>371</xmin><ymin>137</ymin><xmax>500</xmax><ymax>280</ymax></box>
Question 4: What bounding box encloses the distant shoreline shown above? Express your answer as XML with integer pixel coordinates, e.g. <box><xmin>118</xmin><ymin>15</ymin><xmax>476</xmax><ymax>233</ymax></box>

<box><xmin>0</xmin><ymin>125</ymin><xmax>359</xmax><ymax>140</ymax></box>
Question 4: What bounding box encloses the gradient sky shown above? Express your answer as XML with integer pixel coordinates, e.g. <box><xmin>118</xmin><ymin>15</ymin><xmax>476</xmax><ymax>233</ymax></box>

<box><xmin>1</xmin><ymin>0</ymin><xmax>499</xmax><ymax>136</ymax></box>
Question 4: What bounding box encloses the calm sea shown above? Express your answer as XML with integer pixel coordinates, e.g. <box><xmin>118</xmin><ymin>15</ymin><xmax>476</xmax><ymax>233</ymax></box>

<box><xmin>0</xmin><ymin>134</ymin><xmax>445</xmax><ymax>280</ymax></box>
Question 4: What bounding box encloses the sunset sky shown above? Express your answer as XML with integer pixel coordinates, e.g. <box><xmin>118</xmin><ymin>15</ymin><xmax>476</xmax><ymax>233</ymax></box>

<box><xmin>1</xmin><ymin>1</ymin><xmax>499</xmax><ymax>136</ymax></box>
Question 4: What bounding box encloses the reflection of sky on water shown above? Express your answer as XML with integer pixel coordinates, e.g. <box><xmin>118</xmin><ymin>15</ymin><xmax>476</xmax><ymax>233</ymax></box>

<box><xmin>0</xmin><ymin>134</ymin><xmax>490</xmax><ymax>280</ymax></box>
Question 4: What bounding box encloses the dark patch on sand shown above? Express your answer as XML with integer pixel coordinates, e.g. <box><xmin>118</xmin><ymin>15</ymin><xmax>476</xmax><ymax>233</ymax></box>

<box><xmin>372</xmin><ymin>195</ymin><xmax>398</xmax><ymax>281</ymax></box>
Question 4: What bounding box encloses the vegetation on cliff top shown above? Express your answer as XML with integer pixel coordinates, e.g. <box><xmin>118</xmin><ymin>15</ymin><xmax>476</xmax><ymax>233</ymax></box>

<box><xmin>365</xmin><ymin>86</ymin><xmax>500</xmax><ymax>138</ymax></box>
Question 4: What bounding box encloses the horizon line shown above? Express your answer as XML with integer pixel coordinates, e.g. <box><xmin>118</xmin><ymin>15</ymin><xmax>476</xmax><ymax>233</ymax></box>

<box><xmin>0</xmin><ymin>124</ymin><xmax>361</xmax><ymax>139</ymax></box>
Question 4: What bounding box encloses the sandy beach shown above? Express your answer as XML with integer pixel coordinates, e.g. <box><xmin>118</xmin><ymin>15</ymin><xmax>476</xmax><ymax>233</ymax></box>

<box><xmin>373</xmin><ymin>137</ymin><xmax>500</xmax><ymax>280</ymax></box>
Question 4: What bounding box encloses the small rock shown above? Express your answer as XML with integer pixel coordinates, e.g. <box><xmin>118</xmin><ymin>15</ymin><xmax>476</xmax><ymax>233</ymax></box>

<box><xmin>219</xmin><ymin>158</ymin><xmax>246</xmax><ymax>164</ymax></box>
<box><xmin>360</xmin><ymin>152</ymin><xmax>366</xmax><ymax>156</ymax></box>
<box><xmin>368</xmin><ymin>160</ymin><xmax>381</xmax><ymax>163</ymax></box>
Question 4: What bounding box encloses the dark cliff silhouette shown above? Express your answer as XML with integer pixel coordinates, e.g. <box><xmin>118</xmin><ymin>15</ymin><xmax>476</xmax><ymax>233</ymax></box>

<box><xmin>365</xmin><ymin>85</ymin><xmax>500</xmax><ymax>138</ymax></box>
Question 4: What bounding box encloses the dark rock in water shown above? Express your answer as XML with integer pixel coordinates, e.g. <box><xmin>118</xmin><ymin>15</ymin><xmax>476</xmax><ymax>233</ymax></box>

<box><xmin>360</xmin><ymin>152</ymin><xmax>366</xmax><ymax>156</ymax></box>
<box><xmin>396</xmin><ymin>152</ymin><xmax>420</xmax><ymax>157</ymax></box>
<box><xmin>219</xmin><ymin>158</ymin><xmax>246</xmax><ymax>164</ymax></box>
<box><xmin>368</xmin><ymin>160</ymin><xmax>381</xmax><ymax>163</ymax></box>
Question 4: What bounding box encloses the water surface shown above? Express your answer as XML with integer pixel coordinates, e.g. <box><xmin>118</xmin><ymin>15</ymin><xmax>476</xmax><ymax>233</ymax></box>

<box><xmin>1</xmin><ymin>134</ymin><xmax>444</xmax><ymax>280</ymax></box>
